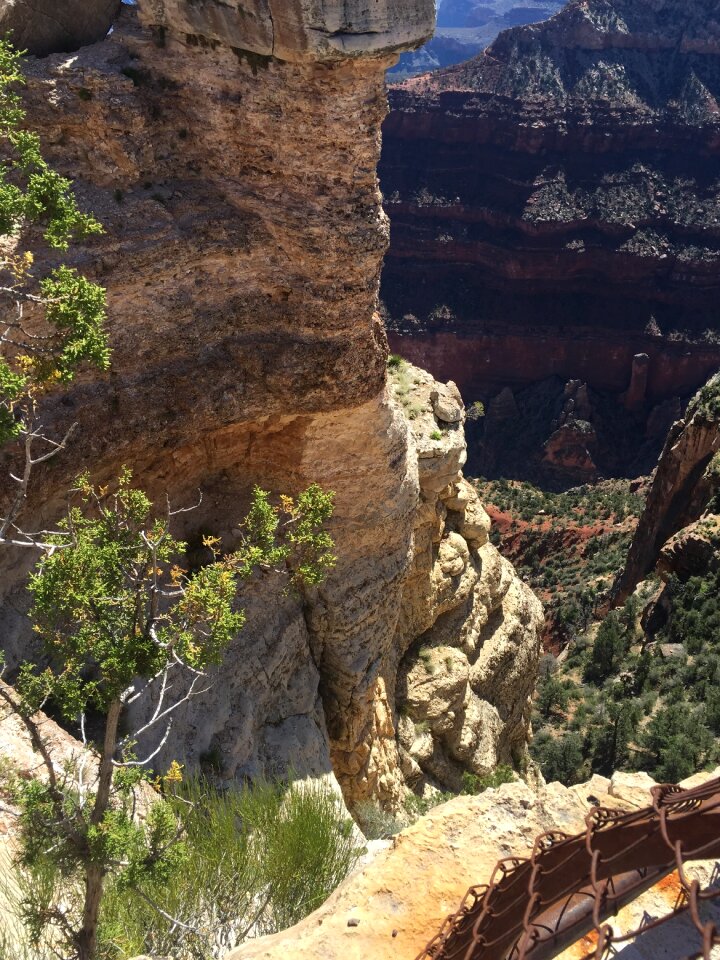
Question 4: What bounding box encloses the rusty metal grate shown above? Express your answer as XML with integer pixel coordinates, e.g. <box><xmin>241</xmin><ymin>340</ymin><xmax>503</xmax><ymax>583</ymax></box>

<box><xmin>417</xmin><ymin>776</ymin><xmax>720</xmax><ymax>960</ymax></box>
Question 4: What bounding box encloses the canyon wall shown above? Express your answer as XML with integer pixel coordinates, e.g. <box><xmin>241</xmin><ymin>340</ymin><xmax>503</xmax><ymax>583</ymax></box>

<box><xmin>389</xmin><ymin>0</ymin><xmax>565</xmax><ymax>79</ymax></box>
<box><xmin>613</xmin><ymin>373</ymin><xmax>720</xmax><ymax>606</ymax></box>
<box><xmin>380</xmin><ymin>0</ymin><xmax>720</xmax><ymax>413</ymax></box>
<box><xmin>0</xmin><ymin>2</ymin><xmax>542</xmax><ymax>810</ymax></box>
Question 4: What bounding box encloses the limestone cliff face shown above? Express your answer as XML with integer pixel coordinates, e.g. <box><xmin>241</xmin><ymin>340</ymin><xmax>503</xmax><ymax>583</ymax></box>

<box><xmin>140</xmin><ymin>0</ymin><xmax>433</xmax><ymax>60</ymax></box>
<box><xmin>1</xmin><ymin>1</ymin><xmax>541</xmax><ymax>811</ymax></box>
<box><xmin>387</xmin><ymin>366</ymin><xmax>543</xmax><ymax>793</ymax></box>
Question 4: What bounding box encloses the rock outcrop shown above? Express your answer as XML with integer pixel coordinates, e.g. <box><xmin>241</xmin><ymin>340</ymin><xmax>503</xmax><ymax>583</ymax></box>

<box><xmin>0</xmin><ymin>0</ymin><xmax>121</xmax><ymax>56</ymax></box>
<box><xmin>0</xmin><ymin>0</ymin><xmax>542</xmax><ymax>812</ymax></box>
<box><xmin>224</xmin><ymin>767</ymin><xmax>720</xmax><ymax>960</ymax></box>
<box><xmin>380</xmin><ymin>0</ymin><xmax>720</xmax><ymax>411</ymax></box>
<box><xmin>657</xmin><ymin>513</ymin><xmax>720</xmax><ymax>581</ymax></box>
<box><xmin>140</xmin><ymin>0</ymin><xmax>434</xmax><ymax>61</ymax></box>
<box><xmin>613</xmin><ymin>374</ymin><xmax>720</xmax><ymax>605</ymax></box>
<box><xmin>388</xmin><ymin>365</ymin><xmax>543</xmax><ymax>792</ymax></box>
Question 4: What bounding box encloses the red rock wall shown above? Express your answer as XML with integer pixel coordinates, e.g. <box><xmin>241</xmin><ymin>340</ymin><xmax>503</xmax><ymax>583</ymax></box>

<box><xmin>379</xmin><ymin>0</ymin><xmax>720</xmax><ymax>405</ymax></box>
<box><xmin>389</xmin><ymin>329</ymin><xmax>720</xmax><ymax>404</ymax></box>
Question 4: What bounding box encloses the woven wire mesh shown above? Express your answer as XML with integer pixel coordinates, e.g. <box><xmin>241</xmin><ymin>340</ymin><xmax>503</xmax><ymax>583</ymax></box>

<box><xmin>417</xmin><ymin>776</ymin><xmax>720</xmax><ymax>960</ymax></box>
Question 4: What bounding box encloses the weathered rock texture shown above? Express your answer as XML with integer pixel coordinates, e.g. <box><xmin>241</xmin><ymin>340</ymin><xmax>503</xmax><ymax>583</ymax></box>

<box><xmin>0</xmin><ymin>0</ymin><xmax>121</xmax><ymax>56</ymax></box>
<box><xmin>139</xmin><ymin>0</ymin><xmax>434</xmax><ymax>60</ymax></box>
<box><xmin>613</xmin><ymin>374</ymin><xmax>720</xmax><ymax>605</ymax></box>
<box><xmin>388</xmin><ymin>365</ymin><xmax>543</xmax><ymax>792</ymax></box>
<box><xmin>380</xmin><ymin>0</ymin><xmax>720</xmax><ymax>409</ymax></box>
<box><xmin>224</xmin><ymin>767</ymin><xmax>720</xmax><ymax>960</ymax></box>
<box><xmin>0</xmin><ymin>1</ymin><xmax>541</xmax><ymax>812</ymax></box>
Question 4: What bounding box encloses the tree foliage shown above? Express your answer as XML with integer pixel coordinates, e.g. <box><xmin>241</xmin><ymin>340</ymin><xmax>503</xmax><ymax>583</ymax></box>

<box><xmin>0</xmin><ymin>39</ymin><xmax>108</xmax><ymax>544</ymax></box>
<box><xmin>1</xmin><ymin>474</ymin><xmax>336</xmax><ymax>960</ymax></box>
<box><xmin>583</xmin><ymin>612</ymin><xmax>628</xmax><ymax>682</ymax></box>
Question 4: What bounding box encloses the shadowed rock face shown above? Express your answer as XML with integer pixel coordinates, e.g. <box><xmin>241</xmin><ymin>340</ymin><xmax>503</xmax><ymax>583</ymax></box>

<box><xmin>1</xmin><ymin>2</ymin><xmax>542</xmax><ymax>811</ymax></box>
<box><xmin>612</xmin><ymin>374</ymin><xmax>720</xmax><ymax>607</ymax></box>
<box><xmin>380</xmin><ymin>0</ymin><xmax>720</xmax><ymax>410</ymax></box>
<box><xmin>0</xmin><ymin>0</ymin><xmax>121</xmax><ymax>56</ymax></box>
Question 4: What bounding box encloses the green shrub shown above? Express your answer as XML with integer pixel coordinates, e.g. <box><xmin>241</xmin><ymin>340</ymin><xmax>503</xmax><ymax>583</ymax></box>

<box><xmin>355</xmin><ymin>801</ymin><xmax>404</xmax><ymax>840</ymax></box>
<box><xmin>531</xmin><ymin>731</ymin><xmax>586</xmax><ymax>785</ymax></box>
<box><xmin>2</xmin><ymin>776</ymin><xmax>358</xmax><ymax>960</ymax></box>
<box><xmin>98</xmin><ymin>777</ymin><xmax>361</xmax><ymax>959</ymax></box>
<box><xmin>461</xmin><ymin>765</ymin><xmax>515</xmax><ymax>795</ymax></box>
<box><xmin>404</xmin><ymin>790</ymin><xmax>453</xmax><ymax>821</ymax></box>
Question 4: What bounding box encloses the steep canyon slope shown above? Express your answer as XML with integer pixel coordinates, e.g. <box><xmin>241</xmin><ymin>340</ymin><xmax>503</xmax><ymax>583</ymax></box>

<box><xmin>0</xmin><ymin>2</ymin><xmax>542</xmax><ymax>810</ymax></box>
<box><xmin>381</xmin><ymin>0</ymin><xmax>720</xmax><ymax>424</ymax></box>
<box><xmin>613</xmin><ymin>372</ymin><xmax>720</xmax><ymax>605</ymax></box>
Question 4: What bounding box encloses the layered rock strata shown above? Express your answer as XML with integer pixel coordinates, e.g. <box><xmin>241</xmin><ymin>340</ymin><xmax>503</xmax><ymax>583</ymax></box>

<box><xmin>380</xmin><ymin>0</ymin><xmax>720</xmax><ymax>407</ymax></box>
<box><xmin>225</xmin><ymin>767</ymin><xmax>720</xmax><ymax>960</ymax></box>
<box><xmin>1</xmin><ymin>1</ymin><xmax>542</xmax><ymax>811</ymax></box>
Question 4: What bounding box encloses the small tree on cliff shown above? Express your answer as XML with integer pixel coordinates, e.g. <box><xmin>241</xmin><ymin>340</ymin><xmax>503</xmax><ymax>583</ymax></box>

<box><xmin>0</xmin><ymin>471</ymin><xmax>336</xmax><ymax>960</ymax></box>
<box><xmin>0</xmin><ymin>39</ymin><xmax>108</xmax><ymax>546</ymax></box>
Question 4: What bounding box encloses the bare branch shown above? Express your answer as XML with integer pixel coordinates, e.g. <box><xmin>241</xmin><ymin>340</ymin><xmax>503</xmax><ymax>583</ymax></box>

<box><xmin>131</xmin><ymin>888</ymin><xmax>200</xmax><ymax>933</ymax></box>
<box><xmin>0</xmin><ymin>421</ymin><xmax>78</xmax><ymax>549</ymax></box>
<box><xmin>167</xmin><ymin>489</ymin><xmax>203</xmax><ymax>517</ymax></box>
<box><xmin>114</xmin><ymin>719</ymin><xmax>173</xmax><ymax>768</ymax></box>
<box><xmin>120</xmin><ymin>673</ymin><xmax>210</xmax><ymax>747</ymax></box>
<box><xmin>125</xmin><ymin>661</ymin><xmax>179</xmax><ymax>706</ymax></box>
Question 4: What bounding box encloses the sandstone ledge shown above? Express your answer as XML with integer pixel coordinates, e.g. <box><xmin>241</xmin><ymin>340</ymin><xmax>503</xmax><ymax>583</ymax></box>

<box><xmin>138</xmin><ymin>0</ymin><xmax>435</xmax><ymax>63</ymax></box>
<box><xmin>225</xmin><ymin>766</ymin><xmax>720</xmax><ymax>960</ymax></box>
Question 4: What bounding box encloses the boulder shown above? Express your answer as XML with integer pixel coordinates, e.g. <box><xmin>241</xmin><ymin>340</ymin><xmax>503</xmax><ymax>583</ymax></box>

<box><xmin>430</xmin><ymin>381</ymin><xmax>464</xmax><ymax>423</ymax></box>
<box><xmin>609</xmin><ymin>770</ymin><xmax>658</xmax><ymax>809</ymax></box>
<box><xmin>0</xmin><ymin>0</ymin><xmax>120</xmax><ymax>56</ymax></box>
<box><xmin>460</xmin><ymin>497</ymin><xmax>491</xmax><ymax>546</ymax></box>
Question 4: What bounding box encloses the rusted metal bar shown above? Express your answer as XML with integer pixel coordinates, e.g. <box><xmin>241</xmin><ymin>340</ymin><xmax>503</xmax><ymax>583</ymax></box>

<box><xmin>418</xmin><ymin>776</ymin><xmax>720</xmax><ymax>960</ymax></box>
<box><xmin>508</xmin><ymin>865</ymin><xmax>670</xmax><ymax>960</ymax></box>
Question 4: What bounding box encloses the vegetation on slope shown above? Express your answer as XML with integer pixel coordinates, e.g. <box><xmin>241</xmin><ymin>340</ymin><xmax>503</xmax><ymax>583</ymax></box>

<box><xmin>477</xmin><ymin>473</ymin><xmax>720</xmax><ymax>787</ymax></box>
<box><xmin>530</xmin><ymin>563</ymin><xmax>720</xmax><ymax>786</ymax></box>
<box><xmin>475</xmin><ymin>477</ymin><xmax>644</xmax><ymax>646</ymax></box>
<box><xmin>1</xmin><ymin>775</ymin><xmax>360</xmax><ymax>960</ymax></box>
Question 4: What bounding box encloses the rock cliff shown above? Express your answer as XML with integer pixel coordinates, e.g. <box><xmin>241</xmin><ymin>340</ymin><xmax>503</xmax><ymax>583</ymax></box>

<box><xmin>613</xmin><ymin>373</ymin><xmax>720</xmax><ymax>606</ymax></box>
<box><xmin>387</xmin><ymin>364</ymin><xmax>543</xmax><ymax>793</ymax></box>
<box><xmin>380</xmin><ymin>0</ymin><xmax>720</xmax><ymax>422</ymax></box>
<box><xmin>0</xmin><ymin>1</ymin><xmax>542</xmax><ymax>811</ymax></box>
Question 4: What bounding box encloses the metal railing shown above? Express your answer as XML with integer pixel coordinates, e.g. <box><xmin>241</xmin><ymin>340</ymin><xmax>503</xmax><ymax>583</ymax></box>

<box><xmin>417</xmin><ymin>776</ymin><xmax>720</xmax><ymax>960</ymax></box>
